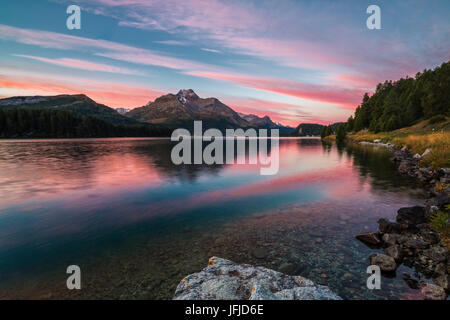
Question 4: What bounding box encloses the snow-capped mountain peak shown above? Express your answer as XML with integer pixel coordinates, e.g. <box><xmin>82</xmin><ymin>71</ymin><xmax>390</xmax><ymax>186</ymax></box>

<box><xmin>176</xmin><ymin>89</ymin><xmax>199</xmax><ymax>104</ymax></box>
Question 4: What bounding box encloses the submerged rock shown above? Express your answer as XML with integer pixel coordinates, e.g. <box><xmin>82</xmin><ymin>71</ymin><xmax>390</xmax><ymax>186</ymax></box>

<box><xmin>173</xmin><ymin>257</ymin><xmax>342</xmax><ymax>300</ymax></box>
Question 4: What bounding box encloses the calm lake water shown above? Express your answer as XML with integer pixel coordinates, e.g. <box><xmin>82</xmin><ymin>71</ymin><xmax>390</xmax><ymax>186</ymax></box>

<box><xmin>0</xmin><ymin>138</ymin><xmax>429</xmax><ymax>299</ymax></box>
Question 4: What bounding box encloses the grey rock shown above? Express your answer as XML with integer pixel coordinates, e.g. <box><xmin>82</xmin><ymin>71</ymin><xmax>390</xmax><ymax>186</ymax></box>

<box><xmin>252</xmin><ymin>247</ymin><xmax>267</xmax><ymax>259</ymax></box>
<box><xmin>404</xmin><ymin>238</ymin><xmax>429</xmax><ymax>250</ymax></box>
<box><xmin>418</xmin><ymin>229</ymin><xmax>440</xmax><ymax>245</ymax></box>
<box><xmin>173</xmin><ymin>257</ymin><xmax>342</xmax><ymax>300</ymax></box>
<box><xmin>398</xmin><ymin>161</ymin><xmax>411</xmax><ymax>173</ymax></box>
<box><xmin>433</xmin><ymin>274</ymin><xmax>449</xmax><ymax>291</ymax></box>
<box><xmin>384</xmin><ymin>245</ymin><xmax>402</xmax><ymax>262</ymax></box>
<box><xmin>382</xmin><ymin>233</ymin><xmax>399</xmax><ymax>246</ymax></box>
<box><xmin>378</xmin><ymin>218</ymin><xmax>402</xmax><ymax>234</ymax></box>
<box><xmin>369</xmin><ymin>254</ymin><xmax>397</xmax><ymax>272</ymax></box>
<box><xmin>422</xmin><ymin>148</ymin><xmax>432</xmax><ymax>157</ymax></box>
<box><xmin>355</xmin><ymin>232</ymin><xmax>381</xmax><ymax>246</ymax></box>
<box><xmin>420</xmin><ymin>283</ymin><xmax>447</xmax><ymax>300</ymax></box>
<box><xmin>422</xmin><ymin>246</ymin><xmax>447</xmax><ymax>263</ymax></box>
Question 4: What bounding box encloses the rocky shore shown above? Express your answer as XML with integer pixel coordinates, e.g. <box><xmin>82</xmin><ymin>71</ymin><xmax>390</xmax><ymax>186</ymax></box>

<box><xmin>174</xmin><ymin>257</ymin><xmax>342</xmax><ymax>300</ymax></box>
<box><xmin>358</xmin><ymin>139</ymin><xmax>449</xmax><ymax>188</ymax></box>
<box><xmin>356</xmin><ymin>140</ymin><xmax>449</xmax><ymax>300</ymax></box>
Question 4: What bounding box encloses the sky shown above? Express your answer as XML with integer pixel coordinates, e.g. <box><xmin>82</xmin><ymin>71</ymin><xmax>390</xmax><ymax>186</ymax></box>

<box><xmin>0</xmin><ymin>0</ymin><xmax>449</xmax><ymax>126</ymax></box>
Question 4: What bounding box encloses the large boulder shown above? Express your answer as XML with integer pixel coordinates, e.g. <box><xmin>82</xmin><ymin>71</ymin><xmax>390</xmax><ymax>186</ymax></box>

<box><xmin>173</xmin><ymin>257</ymin><xmax>342</xmax><ymax>300</ymax></box>
<box><xmin>396</xmin><ymin>206</ymin><xmax>427</xmax><ymax>226</ymax></box>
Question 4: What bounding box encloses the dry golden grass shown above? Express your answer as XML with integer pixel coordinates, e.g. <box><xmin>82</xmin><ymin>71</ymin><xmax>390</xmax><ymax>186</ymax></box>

<box><xmin>348</xmin><ymin>118</ymin><xmax>450</xmax><ymax>169</ymax></box>
<box><xmin>322</xmin><ymin>135</ymin><xmax>336</xmax><ymax>142</ymax></box>
<box><xmin>391</xmin><ymin>133</ymin><xmax>450</xmax><ymax>169</ymax></box>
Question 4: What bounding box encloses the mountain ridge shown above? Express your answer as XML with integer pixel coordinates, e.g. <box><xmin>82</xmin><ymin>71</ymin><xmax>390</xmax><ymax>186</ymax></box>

<box><xmin>0</xmin><ymin>91</ymin><xmax>303</xmax><ymax>136</ymax></box>
<box><xmin>0</xmin><ymin>94</ymin><xmax>139</xmax><ymax>125</ymax></box>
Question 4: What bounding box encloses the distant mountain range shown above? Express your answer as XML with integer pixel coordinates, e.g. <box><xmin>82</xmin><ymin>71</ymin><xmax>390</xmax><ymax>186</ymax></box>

<box><xmin>127</xmin><ymin>89</ymin><xmax>295</xmax><ymax>133</ymax></box>
<box><xmin>0</xmin><ymin>90</ymin><xmax>324</xmax><ymax>136</ymax></box>
<box><xmin>238</xmin><ymin>113</ymin><xmax>294</xmax><ymax>133</ymax></box>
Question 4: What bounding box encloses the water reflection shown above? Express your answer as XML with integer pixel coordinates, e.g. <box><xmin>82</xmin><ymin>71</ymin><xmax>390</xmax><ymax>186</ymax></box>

<box><xmin>0</xmin><ymin>138</ymin><xmax>427</xmax><ymax>299</ymax></box>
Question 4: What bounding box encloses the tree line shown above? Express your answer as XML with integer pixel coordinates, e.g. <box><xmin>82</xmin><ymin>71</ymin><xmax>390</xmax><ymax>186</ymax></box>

<box><xmin>0</xmin><ymin>108</ymin><xmax>171</xmax><ymax>138</ymax></box>
<box><xmin>345</xmin><ymin>61</ymin><xmax>449</xmax><ymax>133</ymax></box>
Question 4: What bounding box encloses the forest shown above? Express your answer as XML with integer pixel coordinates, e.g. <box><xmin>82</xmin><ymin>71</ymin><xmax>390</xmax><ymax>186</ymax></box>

<box><xmin>0</xmin><ymin>108</ymin><xmax>171</xmax><ymax>138</ymax></box>
<box><xmin>345</xmin><ymin>61</ymin><xmax>449</xmax><ymax>133</ymax></box>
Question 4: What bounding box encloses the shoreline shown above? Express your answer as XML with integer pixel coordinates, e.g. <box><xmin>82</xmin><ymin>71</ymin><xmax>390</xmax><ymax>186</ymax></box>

<box><xmin>353</xmin><ymin>139</ymin><xmax>449</xmax><ymax>299</ymax></box>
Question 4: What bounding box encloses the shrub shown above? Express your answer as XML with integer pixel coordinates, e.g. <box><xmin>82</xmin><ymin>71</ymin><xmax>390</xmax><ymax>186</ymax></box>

<box><xmin>430</xmin><ymin>210</ymin><xmax>450</xmax><ymax>248</ymax></box>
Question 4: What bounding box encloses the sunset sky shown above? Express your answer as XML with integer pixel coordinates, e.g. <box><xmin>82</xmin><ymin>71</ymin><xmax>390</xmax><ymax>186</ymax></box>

<box><xmin>0</xmin><ymin>0</ymin><xmax>449</xmax><ymax>126</ymax></box>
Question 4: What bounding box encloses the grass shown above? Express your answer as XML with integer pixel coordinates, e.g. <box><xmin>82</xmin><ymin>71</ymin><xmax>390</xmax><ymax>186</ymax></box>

<box><xmin>348</xmin><ymin>118</ymin><xmax>450</xmax><ymax>169</ymax></box>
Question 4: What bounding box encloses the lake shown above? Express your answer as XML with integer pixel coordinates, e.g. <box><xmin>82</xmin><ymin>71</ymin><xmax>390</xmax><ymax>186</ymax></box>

<box><xmin>0</xmin><ymin>138</ymin><xmax>429</xmax><ymax>299</ymax></box>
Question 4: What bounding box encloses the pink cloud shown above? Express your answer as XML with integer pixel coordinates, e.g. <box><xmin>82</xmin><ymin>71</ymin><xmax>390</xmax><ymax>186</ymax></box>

<box><xmin>0</xmin><ymin>74</ymin><xmax>163</xmax><ymax>108</ymax></box>
<box><xmin>0</xmin><ymin>24</ymin><xmax>213</xmax><ymax>72</ymax></box>
<box><xmin>189</xmin><ymin>72</ymin><xmax>364</xmax><ymax>110</ymax></box>
<box><xmin>13</xmin><ymin>54</ymin><xmax>144</xmax><ymax>75</ymax></box>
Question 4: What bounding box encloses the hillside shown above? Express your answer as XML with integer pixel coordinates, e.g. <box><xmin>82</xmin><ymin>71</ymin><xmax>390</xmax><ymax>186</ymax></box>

<box><xmin>293</xmin><ymin>122</ymin><xmax>344</xmax><ymax>136</ymax></box>
<box><xmin>0</xmin><ymin>108</ymin><xmax>170</xmax><ymax>138</ymax></box>
<box><xmin>0</xmin><ymin>94</ymin><xmax>139</xmax><ymax>125</ymax></box>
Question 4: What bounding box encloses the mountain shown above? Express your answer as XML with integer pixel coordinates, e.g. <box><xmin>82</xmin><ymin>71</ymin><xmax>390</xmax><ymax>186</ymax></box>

<box><xmin>0</xmin><ymin>91</ymin><xmax>297</xmax><ymax>136</ymax></box>
<box><xmin>239</xmin><ymin>113</ymin><xmax>277</xmax><ymax>128</ymax></box>
<box><xmin>238</xmin><ymin>113</ymin><xmax>295</xmax><ymax>134</ymax></box>
<box><xmin>0</xmin><ymin>94</ymin><xmax>139</xmax><ymax>125</ymax></box>
<box><xmin>127</xmin><ymin>89</ymin><xmax>252</xmax><ymax>130</ymax></box>
<box><xmin>294</xmin><ymin>122</ymin><xmax>345</xmax><ymax>136</ymax></box>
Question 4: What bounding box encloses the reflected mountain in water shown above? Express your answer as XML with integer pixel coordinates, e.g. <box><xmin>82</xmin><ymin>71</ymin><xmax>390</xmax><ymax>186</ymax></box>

<box><xmin>0</xmin><ymin>138</ymin><xmax>427</xmax><ymax>299</ymax></box>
